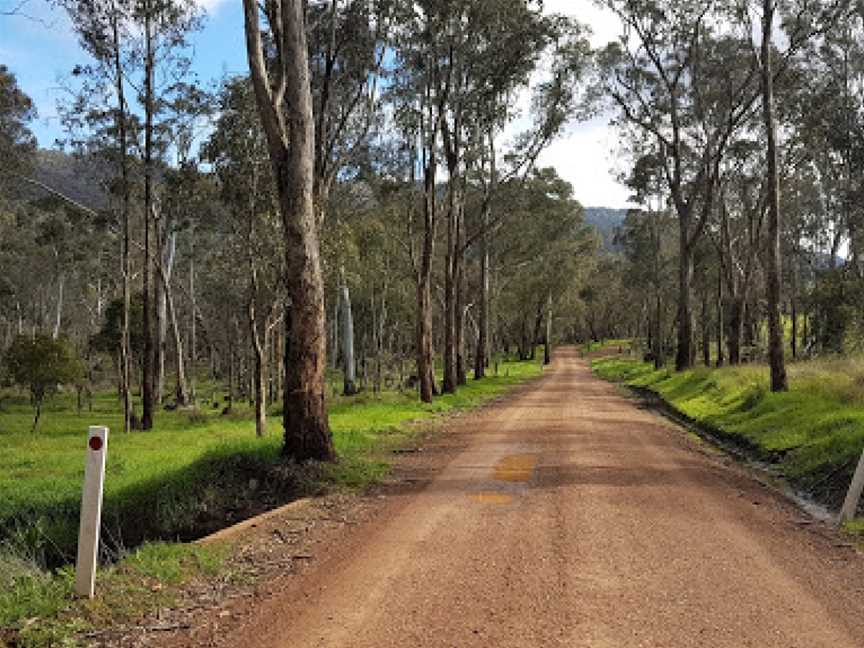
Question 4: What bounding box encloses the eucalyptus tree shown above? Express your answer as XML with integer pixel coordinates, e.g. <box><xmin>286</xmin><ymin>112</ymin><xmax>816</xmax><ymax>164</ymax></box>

<box><xmin>0</xmin><ymin>65</ymin><xmax>36</xmax><ymax>189</ymax></box>
<box><xmin>710</xmin><ymin>141</ymin><xmax>768</xmax><ymax>366</ymax></box>
<box><xmin>598</xmin><ymin>1</ymin><xmax>767</xmax><ymax>370</ymax></box>
<box><xmin>619</xmin><ymin>152</ymin><xmax>678</xmax><ymax>368</ymax></box>
<box><xmin>744</xmin><ymin>0</ymin><xmax>851</xmax><ymax>389</ymax></box>
<box><xmin>493</xmin><ymin>168</ymin><xmax>595</xmax><ymax>360</ymax></box>
<box><xmin>58</xmin><ymin>0</ymin><xmax>202</xmax><ymax>427</ymax></box>
<box><xmin>389</xmin><ymin>0</ymin><xmax>591</xmax><ymax>398</ymax></box>
<box><xmin>242</xmin><ymin>0</ymin><xmax>335</xmax><ymax>460</ymax></box>
<box><xmin>759</xmin><ymin>0</ymin><xmax>789</xmax><ymax>391</ymax></box>
<box><xmin>204</xmin><ymin>76</ymin><xmax>282</xmax><ymax>437</ymax></box>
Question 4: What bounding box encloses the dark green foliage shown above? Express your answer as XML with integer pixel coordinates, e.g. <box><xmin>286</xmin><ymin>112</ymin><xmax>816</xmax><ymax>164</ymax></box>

<box><xmin>91</xmin><ymin>293</ymin><xmax>145</xmax><ymax>361</ymax></box>
<box><xmin>4</xmin><ymin>335</ymin><xmax>84</xmax><ymax>432</ymax></box>
<box><xmin>0</xmin><ymin>64</ymin><xmax>36</xmax><ymax>182</ymax></box>
<box><xmin>807</xmin><ymin>269</ymin><xmax>864</xmax><ymax>354</ymax></box>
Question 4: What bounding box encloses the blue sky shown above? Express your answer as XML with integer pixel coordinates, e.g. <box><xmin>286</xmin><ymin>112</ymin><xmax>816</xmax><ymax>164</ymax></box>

<box><xmin>1</xmin><ymin>0</ymin><xmax>633</xmax><ymax>207</ymax></box>
<box><xmin>2</xmin><ymin>0</ymin><xmax>247</xmax><ymax>147</ymax></box>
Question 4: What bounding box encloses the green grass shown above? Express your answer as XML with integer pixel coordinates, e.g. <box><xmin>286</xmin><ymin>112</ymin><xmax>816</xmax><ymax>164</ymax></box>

<box><xmin>581</xmin><ymin>339</ymin><xmax>632</xmax><ymax>354</ymax></box>
<box><xmin>592</xmin><ymin>354</ymin><xmax>864</xmax><ymax>508</ymax></box>
<box><xmin>0</xmin><ymin>541</ymin><xmax>229</xmax><ymax>647</ymax></box>
<box><xmin>0</xmin><ymin>356</ymin><xmax>542</xmax><ymax>645</ymax></box>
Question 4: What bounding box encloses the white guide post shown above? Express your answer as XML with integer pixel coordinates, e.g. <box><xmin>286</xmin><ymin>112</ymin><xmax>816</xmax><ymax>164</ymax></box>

<box><xmin>75</xmin><ymin>425</ymin><xmax>108</xmax><ymax>598</ymax></box>
<box><xmin>840</xmin><ymin>447</ymin><xmax>864</xmax><ymax>525</ymax></box>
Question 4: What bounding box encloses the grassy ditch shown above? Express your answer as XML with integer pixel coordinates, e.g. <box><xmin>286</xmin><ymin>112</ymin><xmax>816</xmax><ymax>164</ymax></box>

<box><xmin>0</xmin><ymin>356</ymin><xmax>541</xmax><ymax>646</ymax></box>
<box><xmin>592</xmin><ymin>355</ymin><xmax>864</xmax><ymax>510</ymax></box>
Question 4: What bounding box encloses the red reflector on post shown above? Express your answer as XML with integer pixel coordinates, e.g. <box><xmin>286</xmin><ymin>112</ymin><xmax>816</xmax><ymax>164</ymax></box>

<box><xmin>89</xmin><ymin>436</ymin><xmax>103</xmax><ymax>451</ymax></box>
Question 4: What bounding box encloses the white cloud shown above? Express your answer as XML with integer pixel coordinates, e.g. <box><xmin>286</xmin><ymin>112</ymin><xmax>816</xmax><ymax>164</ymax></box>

<box><xmin>540</xmin><ymin>0</ymin><xmax>633</xmax><ymax>208</ymax></box>
<box><xmin>543</xmin><ymin>0</ymin><xmax>621</xmax><ymax>47</ymax></box>
<box><xmin>538</xmin><ymin>118</ymin><xmax>632</xmax><ymax>208</ymax></box>
<box><xmin>196</xmin><ymin>0</ymin><xmax>228</xmax><ymax>14</ymax></box>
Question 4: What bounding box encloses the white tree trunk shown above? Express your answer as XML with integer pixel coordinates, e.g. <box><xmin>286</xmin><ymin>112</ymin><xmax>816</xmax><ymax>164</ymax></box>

<box><xmin>52</xmin><ymin>273</ymin><xmax>65</xmax><ymax>340</ymax></box>
<box><xmin>340</xmin><ymin>278</ymin><xmax>357</xmax><ymax>395</ymax></box>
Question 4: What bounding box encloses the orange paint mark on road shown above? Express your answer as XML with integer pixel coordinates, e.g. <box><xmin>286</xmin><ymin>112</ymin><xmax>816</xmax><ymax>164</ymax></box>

<box><xmin>494</xmin><ymin>454</ymin><xmax>537</xmax><ymax>483</ymax></box>
<box><xmin>469</xmin><ymin>492</ymin><xmax>514</xmax><ymax>504</ymax></box>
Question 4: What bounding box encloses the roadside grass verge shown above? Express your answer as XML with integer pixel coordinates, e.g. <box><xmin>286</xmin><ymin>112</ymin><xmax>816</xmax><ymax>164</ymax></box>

<box><xmin>1</xmin><ymin>541</ymin><xmax>230</xmax><ymax>647</ymax></box>
<box><xmin>0</xmin><ymin>356</ymin><xmax>542</xmax><ymax>646</ymax></box>
<box><xmin>581</xmin><ymin>339</ymin><xmax>632</xmax><ymax>355</ymax></box>
<box><xmin>592</xmin><ymin>355</ymin><xmax>864</xmax><ymax>509</ymax></box>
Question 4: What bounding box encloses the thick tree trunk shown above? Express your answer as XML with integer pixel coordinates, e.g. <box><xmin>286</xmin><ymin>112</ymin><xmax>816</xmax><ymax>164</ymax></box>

<box><xmin>531</xmin><ymin>303</ymin><xmax>545</xmax><ymax>361</ymax></box>
<box><xmin>761</xmin><ymin>0</ymin><xmax>788</xmax><ymax>392</ymax></box>
<box><xmin>416</xmin><ymin>271</ymin><xmax>436</xmax><ymax>403</ymax></box>
<box><xmin>415</xmin><ymin>91</ymin><xmax>439</xmax><ymax>403</ymax></box>
<box><xmin>141</xmin><ymin>4</ymin><xmax>155</xmax><ymax>430</ymax></box>
<box><xmin>243</xmin><ymin>0</ymin><xmax>334</xmax><ymax>461</ymax></box>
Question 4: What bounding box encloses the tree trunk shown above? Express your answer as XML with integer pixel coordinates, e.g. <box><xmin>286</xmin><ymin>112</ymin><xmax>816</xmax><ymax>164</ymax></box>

<box><xmin>340</xmin><ymin>276</ymin><xmax>357</xmax><ymax>396</ymax></box>
<box><xmin>247</xmin><ymin>281</ymin><xmax>266</xmax><ymax>437</ymax></box>
<box><xmin>442</xmin><ymin>194</ymin><xmax>457</xmax><ymax>394</ymax></box>
<box><xmin>154</xmin><ymin>230</ymin><xmax>176</xmax><ymax>405</ymax></box>
<box><xmin>141</xmin><ymin>3</ymin><xmax>155</xmax><ymax>430</ymax></box>
<box><xmin>52</xmin><ymin>273</ymin><xmax>64</xmax><ymax>340</ymax></box>
<box><xmin>188</xmin><ymin>235</ymin><xmax>196</xmax><ymax>405</ymax></box>
<box><xmin>654</xmin><ymin>292</ymin><xmax>664</xmax><ymax>369</ymax></box>
<box><xmin>676</xmin><ymin>234</ymin><xmax>694</xmax><ymax>371</ymax></box>
<box><xmin>544</xmin><ymin>294</ymin><xmax>552</xmax><ymax>366</ymax></box>
<box><xmin>455</xmin><ymin>200</ymin><xmax>467</xmax><ymax>385</ymax></box>
<box><xmin>761</xmin><ymin>0</ymin><xmax>788</xmax><ymax>392</ymax></box>
<box><xmin>415</xmin><ymin>87</ymin><xmax>439</xmax><ymax>404</ymax></box>
<box><xmin>716</xmin><ymin>270</ymin><xmax>724</xmax><ymax>367</ymax></box>
<box><xmin>726</xmin><ymin>297</ymin><xmax>744</xmax><ymax>365</ymax></box>
<box><xmin>243</xmin><ymin>0</ymin><xmax>334</xmax><ymax>461</ymax></box>
<box><xmin>155</xmin><ymin>241</ymin><xmax>165</xmax><ymax>405</ymax></box>
<box><xmin>702</xmin><ymin>291</ymin><xmax>710</xmax><ymax>367</ymax></box>
<box><xmin>417</xmin><ymin>269</ymin><xmax>436</xmax><ymax>403</ymax></box>
<box><xmin>474</xmin><ymin>196</ymin><xmax>490</xmax><ymax>380</ymax></box>
<box><xmin>158</xmin><ymin>255</ymin><xmax>189</xmax><ymax>407</ymax></box>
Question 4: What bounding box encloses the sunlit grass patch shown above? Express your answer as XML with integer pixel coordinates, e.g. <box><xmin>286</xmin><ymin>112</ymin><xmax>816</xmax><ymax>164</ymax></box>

<box><xmin>592</xmin><ymin>354</ymin><xmax>864</xmax><ymax>508</ymax></box>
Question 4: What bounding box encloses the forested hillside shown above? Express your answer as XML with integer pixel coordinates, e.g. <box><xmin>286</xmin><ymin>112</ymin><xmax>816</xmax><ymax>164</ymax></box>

<box><xmin>584</xmin><ymin>207</ymin><xmax>627</xmax><ymax>250</ymax></box>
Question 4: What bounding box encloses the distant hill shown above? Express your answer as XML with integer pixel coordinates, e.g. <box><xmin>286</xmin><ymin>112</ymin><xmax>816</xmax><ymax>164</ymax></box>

<box><xmin>20</xmin><ymin>150</ymin><xmax>111</xmax><ymax>212</ymax></box>
<box><xmin>584</xmin><ymin>207</ymin><xmax>628</xmax><ymax>250</ymax></box>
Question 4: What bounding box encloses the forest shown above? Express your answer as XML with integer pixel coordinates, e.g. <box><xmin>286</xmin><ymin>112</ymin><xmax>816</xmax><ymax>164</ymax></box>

<box><xmin>4</xmin><ymin>0</ymin><xmax>864</xmax><ymax>643</ymax></box>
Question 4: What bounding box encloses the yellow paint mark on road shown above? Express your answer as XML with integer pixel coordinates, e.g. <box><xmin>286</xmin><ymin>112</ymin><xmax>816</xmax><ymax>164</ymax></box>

<box><xmin>494</xmin><ymin>454</ymin><xmax>538</xmax><ymax>483</ymax></box>
<box><xmin>469</xmin><ymin>492</ymin><xmax>514</xmax><ymax>504</ymax></box>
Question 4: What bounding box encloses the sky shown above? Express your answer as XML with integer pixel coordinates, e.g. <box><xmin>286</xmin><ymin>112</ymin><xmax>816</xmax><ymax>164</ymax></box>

<box><xmin>1</xmin><ymin>0</ymin><xmax>632</xmax><ymax>208</ymax></box>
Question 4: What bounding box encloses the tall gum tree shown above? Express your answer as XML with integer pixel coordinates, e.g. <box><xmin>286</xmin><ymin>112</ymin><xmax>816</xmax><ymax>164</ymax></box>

<box><xmin>243</xmin><ymin>0</ymin><xmax>335</xmax><ymax>461</ymax></box>
<box><xmin>600</xmin><ymin>1</ymin><xmax>769</xmax><ymax>370</ymax></box>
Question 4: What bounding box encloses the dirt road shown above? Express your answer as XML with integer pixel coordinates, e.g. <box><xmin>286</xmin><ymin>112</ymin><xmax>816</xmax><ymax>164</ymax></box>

<box><xmin>222</xmin><ymin>348</ymin><xmax>864</xmax><ymax>648</ymax></box>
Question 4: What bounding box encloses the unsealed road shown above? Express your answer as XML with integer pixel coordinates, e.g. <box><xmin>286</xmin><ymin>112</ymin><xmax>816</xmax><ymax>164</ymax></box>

<box><xmin>227</xmin><ymin>348</ymin><xmax>864</xmax><ymax>648</ymax></box>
